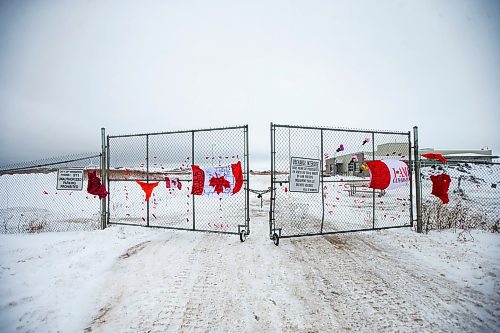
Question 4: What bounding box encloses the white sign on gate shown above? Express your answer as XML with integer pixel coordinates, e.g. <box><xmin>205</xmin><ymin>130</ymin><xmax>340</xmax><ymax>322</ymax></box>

<box><xmin>289</xmin><ymin>157</ymin><xmax>320</xmax><ymax>193</ymax></box>
<box><xmin>56</xmin><ymin>169</ymin><xmax>84</xmax><ymax>190</ymax></box>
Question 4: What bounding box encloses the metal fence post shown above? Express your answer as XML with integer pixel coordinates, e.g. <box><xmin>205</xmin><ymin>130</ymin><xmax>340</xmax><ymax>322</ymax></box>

<box><xmin>146</xmin><ymin>134</ymin><xmax>150</xmax><ymax>227</ymax></box>
<box><xmin>320</xmin><ymin>129</ymin><xmax>325</xmax><ymax>234</ymax></box>
<box><xmin>408</xmin><ymin>131</ymin><xmax>414</xmax><ymax>228</ymax></box>
<box><xmin>413</xmin><ymin>126</ymin><xmax>423</xmax><ymax>233</ymax></box>
<box><xmin>100</xmin><ymin>127</ymin><xmax>107</xmax><ymax>230</ymax></box>
<box><xmin>269</xmin><ymin>123</ymin><xmax>275</xmax><ymax>237</ymax></box>
<box><xmin>192</xmin><ymin>130</ymin><xmax>196</xmax><ymax>231</ymax></box>
<box><xmin>372</xmin><ymin>132</ymin><xmax>375</xmax><ymax>229</ymax></box>
<box><xmin>106</xmin><ymin>135</ymin><xmax>110</xmax><ymax>227</ymax></box>
<box><xmin>245</xmin><ymin>125</ymin><xmax>250</xmax><ymax>234</ymax></box>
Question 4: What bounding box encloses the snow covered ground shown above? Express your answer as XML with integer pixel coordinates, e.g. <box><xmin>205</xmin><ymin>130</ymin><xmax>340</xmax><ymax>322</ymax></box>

<box><xmin>1</xmin><ymin>177</ymin><xmax>499</xmax><ymax>332</ymax></box>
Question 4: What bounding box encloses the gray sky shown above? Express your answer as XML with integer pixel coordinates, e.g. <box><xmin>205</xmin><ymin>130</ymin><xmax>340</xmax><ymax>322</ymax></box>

<box><xmin>1</xmin><ymin>0</ymin><xmax>499</xmax><ymax>167</ymax></box>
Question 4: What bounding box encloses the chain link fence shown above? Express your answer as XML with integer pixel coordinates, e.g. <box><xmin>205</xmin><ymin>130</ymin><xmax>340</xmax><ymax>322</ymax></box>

<box><xmin>270</xmin><ymin>124</ymin><xmax>413</xmax><ymax>241</ymax></box>
<box><xmin>0</xmin><ymin>153</ymin><xmax>102</xmax><ymax>234</ymax></box>
<box><xmin>421</xmin><ymin>161</ymin><xmax>500</xmax><ymax>233</ymax></box>
<box><xmin>106</xmin><ymin>126</ymin><xmax>250</xmax><ymax>237</ymax></box>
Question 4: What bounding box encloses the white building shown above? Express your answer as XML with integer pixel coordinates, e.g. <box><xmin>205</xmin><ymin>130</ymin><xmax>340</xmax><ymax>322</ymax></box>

<box><xmin>325</xmin><ymin>143</ymin><xmax>496</xmax><ymax>176</ymax></box>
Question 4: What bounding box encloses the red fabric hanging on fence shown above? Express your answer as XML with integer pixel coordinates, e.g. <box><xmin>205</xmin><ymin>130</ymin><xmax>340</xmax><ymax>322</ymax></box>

<box><xmin>422</xmin><ymin>153</ymin><xmax>448</xmax><ymax>163</ymax></box>
<box><xmin>87</xmin><ymin>170</ymin><xmax>108</xmax><ymax>199</ymax></box>
<box><xmin>165</xmin><ymin>177</ymin><xmax>182</xmax><ymax>190</ymax></box>
<box><xmin>430</xmin><ymin>173</ymin><xmax>451</xmax><ymax>204</ymax></box>
<box><xmin>135</xmin><ymin>180</ymin><xmax>159</xmax><ymax>201</ymax></box>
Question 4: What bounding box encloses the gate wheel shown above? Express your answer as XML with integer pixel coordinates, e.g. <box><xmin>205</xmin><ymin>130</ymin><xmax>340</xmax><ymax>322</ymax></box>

<box><xmin>240</xmin><ymin>230</ymin><xmax>247</xmax><ymax>242</ymax></box>
<box><xmin>272</xmin><ymin>233</ymin><xmax>279</xmax><ymax>246</ymax></box>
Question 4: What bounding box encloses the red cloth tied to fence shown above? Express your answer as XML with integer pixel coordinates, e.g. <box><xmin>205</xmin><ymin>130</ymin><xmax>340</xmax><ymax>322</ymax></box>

<box><xmin>165</xmin><ymin>177</ymin><xmax>182</xmax><ymax>190</ymax></box>
<box><xmin>87</xmin><ymin>170</ymin><xmax>108</xmax><ymax>199</ymax></box>
<box><xmin>422</xmin><ymin>153</ymin><xmax>448</xmax><ymax>163</ymax></box>
<box><xmin>231</xmin><ymin>161</ymin><xmax>243</xmax><ymax>194</ymax></box>
<box><xmin>135</xmin><ymin>180</ymin><xmax>159</xmax><ymax>201</ymax></box>
<box><xmin>430</xmin><ymin>173</ymin><xmax>451</xmax><ymax>204</ymax></box>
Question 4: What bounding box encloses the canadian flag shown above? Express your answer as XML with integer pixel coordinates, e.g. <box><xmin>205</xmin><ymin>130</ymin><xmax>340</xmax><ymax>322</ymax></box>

<box><xmin>191</xmin><ymin>161</ymin><xmax>244</xmax><ymax>197</ymax></box>
<box><xmin>367</xmin><ymin>159</ymin><xmax>410</xmax><ymax>190</ymax></box>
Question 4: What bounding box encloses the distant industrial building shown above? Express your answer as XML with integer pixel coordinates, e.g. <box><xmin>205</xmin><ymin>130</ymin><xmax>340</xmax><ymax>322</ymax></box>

<box><xmin>419</xmin><ymin>148</ymin><xmax>496</xmax><ymax>166</ymax></box>
<box><xmin>325</xmin><ymin>143</ymin><xmax>409</xmax><ymax>176</ymax></box>
<box><xmin>325</xmin><ymin>143</ymin><xmax>496</xmax><ymax>176</ymax></box>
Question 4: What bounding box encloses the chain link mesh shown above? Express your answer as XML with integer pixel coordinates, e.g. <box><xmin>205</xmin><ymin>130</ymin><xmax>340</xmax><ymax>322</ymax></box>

<box><xmin>271</xmin><ymin>124</ymin><xmax>412</xmax><ymax>237</ymax></box>
<box><xmin>107</xmin><ymin>127</ymin><xmax>248</xmax><ymax>234</ymax></box>
<box><xmin>0</xmin><ymin>154</ymin><xmax>102</xmax><ymax>234</ymax></box>
<box><xmin>421</xmin><ymin>161</ymin><xmax>500</xmax><ymax>232</ymax></box>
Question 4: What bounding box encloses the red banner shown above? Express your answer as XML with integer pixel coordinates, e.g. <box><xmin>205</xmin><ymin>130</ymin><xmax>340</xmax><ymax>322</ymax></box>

<box><xmin>367</xmin><ymin>160</ymin><xmax>391</xmax><ymax>190</ymax></box>
<box><xmin>191</xmin><ymin>165</ymin><xmax>205</xmax><ymax>195</ymax></box>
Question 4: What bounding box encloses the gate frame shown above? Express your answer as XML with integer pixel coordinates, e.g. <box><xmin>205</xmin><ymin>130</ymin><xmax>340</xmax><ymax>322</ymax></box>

<box><xmin>269</xmin><ymin>123</ymin><xmax>414</xmax><ymax>245</ymax></box>
<box><xmin>104</xmin><ymin>125</ymin><xmax>250</xmax><ymax>239</ymax></box>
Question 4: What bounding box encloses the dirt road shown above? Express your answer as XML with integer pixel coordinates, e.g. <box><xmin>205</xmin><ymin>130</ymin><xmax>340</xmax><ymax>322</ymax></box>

<box><xmin>85</xmin><ymin>199</ymin><xmax>499</xmax><ymax>332</ymax></box>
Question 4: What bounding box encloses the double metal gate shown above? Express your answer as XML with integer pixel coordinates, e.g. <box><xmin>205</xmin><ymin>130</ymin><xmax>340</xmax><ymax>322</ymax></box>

<box><xmin>269</xmin><ymin>123</ymin><xmax>414</xmax><ymax>244</ymax></box>
<box><xmin>105</xmin><ymin>126</ymin><xmax>250</xmax><ymax>240</ymax></box>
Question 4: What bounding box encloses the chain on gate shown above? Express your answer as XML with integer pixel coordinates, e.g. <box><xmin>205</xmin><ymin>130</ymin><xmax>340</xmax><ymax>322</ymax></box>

<box><xmin>249</xmin><ymin>188</ymin><xmax>272</xmax><ymax>208</ymax></box>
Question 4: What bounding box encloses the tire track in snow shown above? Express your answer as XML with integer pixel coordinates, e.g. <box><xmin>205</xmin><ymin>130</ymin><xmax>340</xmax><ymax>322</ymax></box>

<box><xmin>86</xmin><ymin>231</ymin><xmax>255</xmax><ymax>332</ymax></box>
<box><xmin>287</xmin><ymin>234</ymin><xmax>498</xmax><ymax>332</ymax></box>
<box><xmin>85</xmin><ymin>234</ymin><xmax>200</xmax><ymax>332</ymax></box>
<box><xmin>177</xmin><ymin>235</ymin><xmax>227</xmax><ymax>331</ymax></box>
<box><xmin>350</xmin><ymin>235</ymin><xmax>500</xmax><ymax>332</ymax></box>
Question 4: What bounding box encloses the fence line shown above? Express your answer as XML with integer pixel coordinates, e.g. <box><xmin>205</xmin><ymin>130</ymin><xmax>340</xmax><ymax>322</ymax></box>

<box><xmin>419</xmin><ymin>160</ymin><xmax>500</xmax><ymax>234</ymax></box>
<box><xmin>0</xmin><ymin>154</ymin><xmax>103</xmax><ymax>234</ymax></box>
<box><xmin>0</xmin><ymin>152</ymin><xmax>101</xmax><ymax>172</ymax></box>
<box><xmin>1</xmin><ymin>129</ymin><xmax>498</xmax><ymax>238</ymax></box>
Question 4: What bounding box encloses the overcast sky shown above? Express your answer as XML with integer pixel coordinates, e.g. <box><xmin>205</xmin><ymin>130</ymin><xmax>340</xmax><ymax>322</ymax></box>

<box><xmin>0</xmin><ymin>0</ymin><xmax>499</xmax><ymax>167</ymax></box>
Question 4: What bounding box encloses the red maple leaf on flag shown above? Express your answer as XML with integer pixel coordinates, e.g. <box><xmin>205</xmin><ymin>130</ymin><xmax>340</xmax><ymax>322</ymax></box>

<box><xmin>209</xmin><ymin>176</ymin><xmax>230</xmax><ymax>194</ymax></box>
